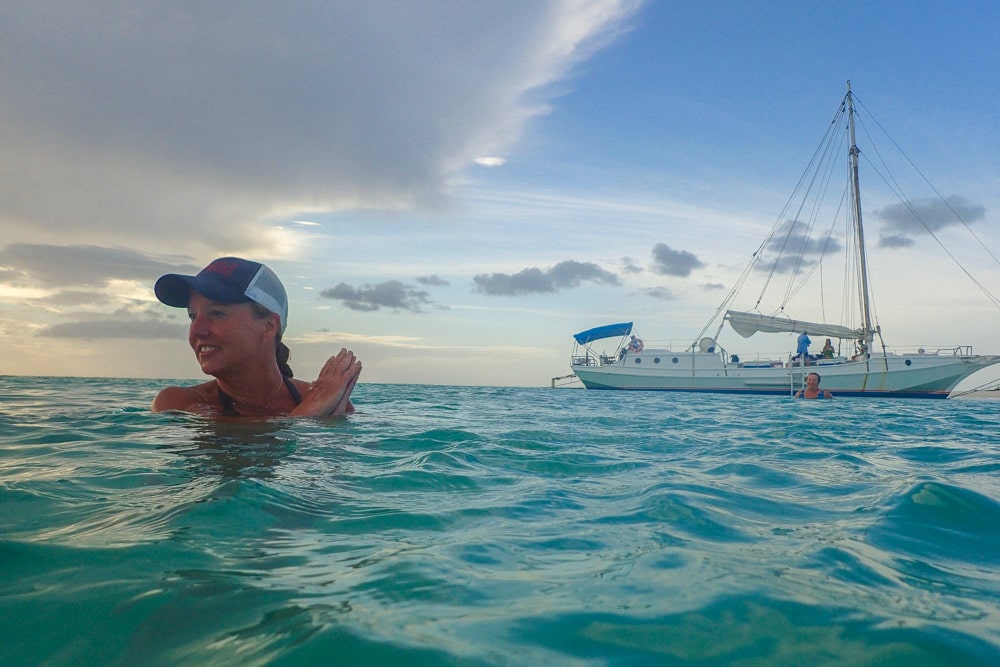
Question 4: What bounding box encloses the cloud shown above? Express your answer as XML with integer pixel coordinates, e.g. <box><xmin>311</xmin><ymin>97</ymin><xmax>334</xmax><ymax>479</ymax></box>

<box><xmin>0</xmin><ymin>2</ymin><xmax>640</xmax><ymax>256</ymax></box>
<box><xmin>0</xmin><ymin>243</ymin><xmax>190</xmax><ymax>288</ymax></box>
<box><xmin>36</xmin><ymin>319</ymin><xmax>186</xmax><ymax>339</ymax></box>
<box><xmin>416</xmin><ymin>274</ymin><xmax>450</xmax><ymax>287</ymax></box>
<box><xmin>320</xmin><ymin>280</ymin><xmax>433</xmax><ymax>312</ymax></box>
<box><xmin>758</xmin><ymin>220</ymin><xmax>841</xmax><ymax>274</ymax></box>
<box><xmin>875</xmin><ymin>196</ymin><xmax>986</xmax><ymax>237</ymax></box>
<box><xmin>644</xmin><ymin>286</ymin><xmax>677</xmax><ymax>300</ymax></box>
<box><xmin>473</xmin><ymin>260</ymin><xmax>620</xmax><ymax>296</ymax></box>
<box><xmin>621</xmin><ymin>257</ymin><xmax>644</xmax><ymax>274</ymax></box>
<box><xmin>878</xmin><ymin>235</ymin><xmax>915</xmax><ymax>249</ymax></box>
<box><xmin>0</xmin><ymin>243</ymin><xmax>207</xmax><ymax>341</ymax></box>
<box><xmin>650</xmin><ymin>243</ymin><xmax>704</xmax><ymax>277</ymax></box>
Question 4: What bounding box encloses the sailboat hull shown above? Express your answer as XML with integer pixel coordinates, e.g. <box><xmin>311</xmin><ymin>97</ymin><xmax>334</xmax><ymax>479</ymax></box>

<box><xmin>569</xmin><ymin>86</ymin><xmax>1000</xmax><ymax>397</ymax></box>
<box><xmin>571</xmin><ymin>350</ymin><xmax>1000</xmax><ymax>398</ymax></box>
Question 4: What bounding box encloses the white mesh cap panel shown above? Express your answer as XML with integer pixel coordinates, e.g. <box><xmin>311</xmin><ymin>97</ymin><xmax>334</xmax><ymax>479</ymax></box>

<box><xmin>245</xmin><ymin>264</ymin><xmax>289</xmax><ymax>333</ymax></box>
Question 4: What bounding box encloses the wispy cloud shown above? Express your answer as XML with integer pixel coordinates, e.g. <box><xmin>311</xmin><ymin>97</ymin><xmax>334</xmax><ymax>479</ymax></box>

<box><xmin>36</xmin><ymin>319</ymin><xmax>185</xmax><ymax>339</ymax></box>
<box><xmin>416</xmin><ymin>274</ymin><xmax>450</xmax><ymax>287</ymax></box>
<box><xmin>644</xmin><ymin>286</ymin><xmax>677</xmax><ymax>300</ymax></box>
<box><xmin>320</xmin><ymin>280</ymin><xmax>433</xmax><ymax>312</ymax></box>
<box><xmin>621</xmin><ymin>257</ymin><xmax>644</xmax><ymax>274</ymax></box>
<box><xmin>878</xmin><ymin>234</ymin><xmax>915</xmax><ymax>249</ymax></box>
<box><xmin>0</xmin><ymin>2</ymin><xmax>641</xmax><ymax>257</ymax></box>
<box><xmin>0</xmin><ymin>244</ymin><xmax>190</xmax><ymax>288</ymax></box>
<box><xmin>473</xmin><ymin>260</ymin><xmax>620</xmax><ymax>296</ymax></box>
<box><xmin>758</xmin><ymin>220</ymin><xmax>841</xmax><ymax>274</ymax></box>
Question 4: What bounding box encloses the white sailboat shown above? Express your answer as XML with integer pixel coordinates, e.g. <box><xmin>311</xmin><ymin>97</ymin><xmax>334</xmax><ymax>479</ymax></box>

<box><xmin>570</xmin><ymin>83</ymin><xmax>1000</xmax><ymax>397</ymax></box>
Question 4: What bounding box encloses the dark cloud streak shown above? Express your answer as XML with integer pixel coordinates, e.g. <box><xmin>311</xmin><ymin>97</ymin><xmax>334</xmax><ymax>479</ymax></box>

<box><xmin>0</xmin><ymin>243</ymin><xmax>190</xmax><ymax>287</ymax></box>
<box><xmin>416</xmin><ymin>274</ymin><xmax>449</xmax><ymax>286</ymax></box>
<box><xmin>875</xmin><ymin>195</ymin><xmax>985</xmax><ymax>236</ymax></box>
<box><xmin>320</xmin><ymin>280</ymin><xmax>433</xmax><ymax>312</ymax></box>
<box><xmin>473</xmin><ymin>260</ymin><xmax>620</xmax><ymax>296</ymax></box>
<box><xmin>35</xmin><ymin>319</ymin><xmax>186</xmax><ymax>339</ymax></box>
<box><xmin>650</xmin><ymin>243</ymin><xmax>704</xmax><ymax>277</ymax></box>
<box><xmin>758</xmin><ymin>220</ymin><xmax>841</xmax><ymax>274</ymax></box>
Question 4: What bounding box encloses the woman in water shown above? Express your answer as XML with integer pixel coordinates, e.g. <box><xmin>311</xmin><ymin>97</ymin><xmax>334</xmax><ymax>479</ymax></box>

<box><xmin>794</xmin><ymin>372</ymin><xmax>833</xmax><ymax>400</ymax></box>
<box><xmin>151</xmin><ymin>257</ymin><xmax>362</xmax><ymax>418</ymax></box>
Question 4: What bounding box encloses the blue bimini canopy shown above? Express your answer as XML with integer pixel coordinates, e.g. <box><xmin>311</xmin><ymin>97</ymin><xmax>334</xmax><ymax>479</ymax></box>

<box><xmin>573</xmin><ymin>322</ymin><xmax>633</xmax><ymax>345</ymax></box>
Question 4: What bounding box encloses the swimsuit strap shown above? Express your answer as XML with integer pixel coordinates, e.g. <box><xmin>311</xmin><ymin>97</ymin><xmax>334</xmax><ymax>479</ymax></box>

<box><xmin>217</xmin><ymin>375</ymin><xmax>302</xmax><ymax>416</ymax></box>
<box><xmin>217</xmin><ymin>385</ymin><xmax>239</xmax><ymax>416</ymax></box>
<box><xmin>283</xmin><ymin>375</ymin><xmax>302</xmax><ymax>406</ymax></box>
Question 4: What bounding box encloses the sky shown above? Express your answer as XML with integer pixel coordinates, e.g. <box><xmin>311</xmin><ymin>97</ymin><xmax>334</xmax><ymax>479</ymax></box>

<box><xmin>3</xmin><ymin>0</ymin><xmax>1000</xmax><ymax>388</ymax></box>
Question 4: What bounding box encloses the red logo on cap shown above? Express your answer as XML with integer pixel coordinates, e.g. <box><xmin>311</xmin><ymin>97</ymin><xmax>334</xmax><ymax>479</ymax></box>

<box><xmin>206</xmin><ymin>259</ymin><xmax>239</xmax><ymax>277</ymax></box>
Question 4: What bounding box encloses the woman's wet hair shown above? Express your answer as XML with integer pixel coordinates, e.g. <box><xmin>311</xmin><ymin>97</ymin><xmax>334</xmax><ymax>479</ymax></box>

<box><xmin>249</xmin><ymin>302</ymin><xmax>294</xmax><ymax>377</ymax></box>
<box><xmin>275</xmin><ymin>336</ymin><xmax>293</xmax><ymax>378</ymax></box>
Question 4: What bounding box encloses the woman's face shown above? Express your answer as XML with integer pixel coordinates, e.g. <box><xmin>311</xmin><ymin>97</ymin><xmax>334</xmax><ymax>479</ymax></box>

<box><xmin>186</xmin><ymin>292</ymin><xmax>275</xmax><ymax>376</ymax></box>
<box><xmin>805</xmin><ymin>373</ymin><xmax>820</xmax><ymax>390</ymax></box>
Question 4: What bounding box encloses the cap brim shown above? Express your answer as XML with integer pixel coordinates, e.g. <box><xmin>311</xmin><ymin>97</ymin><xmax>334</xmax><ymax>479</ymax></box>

<box><xmin>154</xmin><ymin>273</ymin><xmax>249</xmax><ymax>308</ymax></box>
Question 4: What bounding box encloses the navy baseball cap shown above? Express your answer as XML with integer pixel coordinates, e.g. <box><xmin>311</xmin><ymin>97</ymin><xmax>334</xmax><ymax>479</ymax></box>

<box><xmin>155</xmin><ymin>257</ymin><xmax>288</xmax><ymax>333</ymax></box>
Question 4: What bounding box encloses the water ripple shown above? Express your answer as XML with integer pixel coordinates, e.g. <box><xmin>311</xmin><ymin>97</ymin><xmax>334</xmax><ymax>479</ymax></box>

<box><xmin>2</xmin><ymin>377</ymin><xmax>1000</xmax><ymax>663</ymax></box>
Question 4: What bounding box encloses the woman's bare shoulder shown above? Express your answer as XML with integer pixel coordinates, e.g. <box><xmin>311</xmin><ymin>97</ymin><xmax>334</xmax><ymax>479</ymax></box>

<box><xmin>151</xmin><ymin>381</ymin><xmax>217</xmax><ymax>413</ymax></box>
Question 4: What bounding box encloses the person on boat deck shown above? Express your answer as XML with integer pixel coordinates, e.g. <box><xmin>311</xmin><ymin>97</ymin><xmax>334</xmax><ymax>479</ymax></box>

<box><xmin>794</xmin><ymin>372</ymin><xmax>833</xmax><ymax>399</ymax></box>
<box><xmin>151</xmin><ymin>257</ymin><xmax>362</xmax><ymax>418</ymax></box>
<box><xmin>852</xmin><ymin>339</ymin><xmax>869</xmax><ymax>361</ymax></box>
<box><xmin>793</xmin><ymin>331</ymin><xmax>812</xmax><ymax>362</ymax></box>
<box><xmin>821</xmin><ymin>338</ymin><xmax>835</xmax><ymax>359</ymax></box>
<box><xmin>628</xmin><ymin>335</ymin><xmax>644</xmax><ymax>353</ymax></box>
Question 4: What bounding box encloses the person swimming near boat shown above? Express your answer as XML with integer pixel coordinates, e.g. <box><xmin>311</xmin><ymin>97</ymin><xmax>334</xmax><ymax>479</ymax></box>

<box><xmin>628</xmin><ymin>335</ymin><xmax>644</xmax><ymax>353</ymax></box>
<box><xmin>794</xmin><ymin>372</ymin><xmax>833</xmax><ymax>399</ymax></box>
<box><xmin>151</xmin><ymin>257</ymin><xmax>362</xmax><ymax>418</ymax></box>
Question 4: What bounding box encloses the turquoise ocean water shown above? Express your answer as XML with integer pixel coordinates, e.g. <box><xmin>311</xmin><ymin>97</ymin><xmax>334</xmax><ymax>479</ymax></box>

<box><xmin>1</xmin><ymin>375</ymin><xmax>999</xmax><ymax>665</ymax></box>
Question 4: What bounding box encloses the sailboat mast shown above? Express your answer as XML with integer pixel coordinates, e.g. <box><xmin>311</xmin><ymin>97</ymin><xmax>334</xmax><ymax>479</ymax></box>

<box><xmin>846</xmin><ymin>80</ymin><xmax>874</xmax><ymax>340</ymax></box>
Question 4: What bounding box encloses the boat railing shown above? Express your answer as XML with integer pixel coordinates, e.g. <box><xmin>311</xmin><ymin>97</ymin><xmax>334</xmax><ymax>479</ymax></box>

<box><xmin>932</xmin><ymin>345</ymin><xmax>975</xmax><ymax>356</ymax></box>
<box><xmin>571</xmin><ymin>353</ymin><xmax>623</xmax><ymax>367</ymax></box>
<box><xmin>882</xmin><ymin>345</ymin><xmax>976</xmax><ymax>357</ymax></box>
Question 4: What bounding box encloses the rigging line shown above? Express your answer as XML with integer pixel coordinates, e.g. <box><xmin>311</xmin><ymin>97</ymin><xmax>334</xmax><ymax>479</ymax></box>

<box><xmin>754</xmin><ymin>100</ymin><xmax>847</xmax><ymax>308</ymax></box>
<box><xmin>790</xmin><ymin>106</ymin><xmax>851</xmax><ymax>300</ymax></box>
<box><xmin>692</xmin><ymin>251</ymin><xmax>760</xmax><ymax>346</ymax></box>
<box><xmin>949</xmin><ymin>377</ymin><xmax>1000</xmax><ymax>398</ymax></box>
<box><xmin>692</xmin><ymin>258</ymin><xmax>757</xmax><ymax>346</ymax></box>
<box><xmin>853</xmin><ymin>105</ymin><xmax>1000</xmax><ymax>310</ymax></box>
<box><xmin>860</xmin><ymin>152</ymin><xmax>1000</xmax><ymax>310</ymax></box>
<box><xmin>854</xmin><ymin>95</ymin><xmax>1000</xmax><ymax>269</ymax></box>
<box><xmin>785</xmin><ymin>127</ymin><xmax>849</xmax><ymax>308</ymax></box>
<box><xmin>782</xmin><ymin>164</ymin><xmax>848</xmax><ymax>309</ymax></box>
